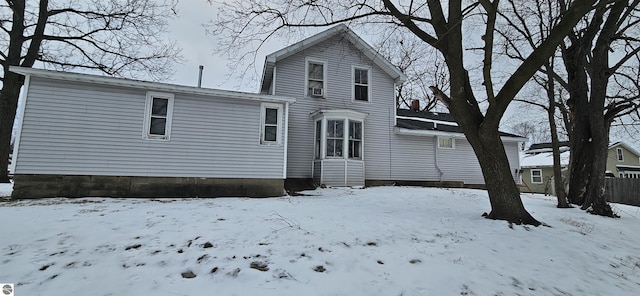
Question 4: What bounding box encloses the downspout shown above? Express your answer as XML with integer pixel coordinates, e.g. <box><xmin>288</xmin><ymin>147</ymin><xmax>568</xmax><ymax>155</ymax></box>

<box><xmin>197</xmin><ymin>65</ymin><xmax>203</xmax><ymax>88</ymax></box>
<box><xmin>282</xmin><ymin>101</ymin><xmax>290</xmax><ymax>179</ymax></box>
<box><xmin>10</xmin><ymin>74</ymin><xmax>31</xmax><ymax>175</ymax></box>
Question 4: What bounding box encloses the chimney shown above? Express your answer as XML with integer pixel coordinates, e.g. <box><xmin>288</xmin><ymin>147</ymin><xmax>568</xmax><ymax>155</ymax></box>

<box><xmin>197</xmin><ymin>65</ymin><xmax>204</xmax><ymax>88</ymax></box>
<box><xmin>410</xmin><ymin>100</ymin><xmax>420</xmax><ymax>111</ymax></box>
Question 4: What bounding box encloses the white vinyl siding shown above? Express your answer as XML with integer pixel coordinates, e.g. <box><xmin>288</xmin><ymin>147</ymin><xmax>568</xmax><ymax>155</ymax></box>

<box><xmin>13</xmin><ymin>77</ymin><xmax>286</xmax><ymax>179</ymax></box>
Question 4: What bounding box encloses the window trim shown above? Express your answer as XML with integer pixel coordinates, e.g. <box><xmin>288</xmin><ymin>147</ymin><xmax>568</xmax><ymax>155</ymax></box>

<box><xmin>143</xmin><ymin>91</ymin><xmax>174</xmax><ymax>141</ymax></box>
<box><xmin>351</xmin><ymin>65</ymin><xmax>372</xmax><ymax>103</ymax></box>
<box><xmin>325</xmin><ymin>119</ymin><xmax>345</xmax><ymax>158</ymax></box>
<box><xmin>531</xmin><ymin>169</ymin><xmax>543</xmax><ymax>184</ymax></box>
<box><xmin>311</xmin><ymin>109</ymin><xmax>367</xmax><ymax>160</ymax></box>
<box><xmin>437</xmin><ymin>136</ymin><xmax>455</xmax><ymax>149</ymax></box>
<box><xmin>617</xmin><ymin>148</ymin><xmax>624</xmax><ymax>162</ymax></box>
<box><xmin>305</xmin><ymin>57</ymin><xmax>328</xmax><ymax>98</ymax></box>
<box><xmin>260</xmin><ymin>103</ymin><xmax>283</xmax><ymax>145</ymax></box>
<box><xmin>348</xmin><ymin>120</ymin><xmax>363</xmax><ymax>159</ymax></box>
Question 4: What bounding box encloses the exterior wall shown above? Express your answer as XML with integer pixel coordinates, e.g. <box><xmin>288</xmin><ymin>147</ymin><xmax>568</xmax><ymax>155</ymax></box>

<box><xmin>273</xmin><ymin>35</ymin><xmax>396</xmax><ymax>182</ymax></box>
<box><xmin>14</xmin><ymin>77</ymin><xmax>287</xmax><ymax>179</ymax></box>
<box><xmin>12</xmin><ymin>175</ymin><xmax>283</xmax><ymax>198</ymax></box>
<box><xmin>606</xmin><ymin>145</ymin><xmax>640</xmax><ymax>177</ymax></box>
<box><xmin>389</xmin><ymin>134</ymin><xmax>440</xmax><ymax>181</ymax></box>
<box><xmin>520</xmin><ymin>167</ymin><xmax>554</xmax><ymax>194</ymax></box>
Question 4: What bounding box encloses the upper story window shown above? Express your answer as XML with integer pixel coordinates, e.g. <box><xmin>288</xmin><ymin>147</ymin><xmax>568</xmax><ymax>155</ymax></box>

<box><xmin>143</xmin><ymin>92</ymin><xmax>174</xmax><ymax>141</ymax></box>
<box><xmin>353</xmin><ymin>66</ymin><xmax>370</xmax><ymax>102</ymax></box>
<box><xmin>260</xmin><ymin>103</ymin><xmax>282</xmax><ymax>145</ymax></box>
<box><xmin>617</xmin><ymin>148</ymin><xmax>624</xmax><ymax>161</ymax></box>
<box><xmin>306</xmin><ymin>58</ymin><xmax>327</xmax><ymax>98</ymax></box>
<box><xmin>438</xmin><ymin>136</ymin><xmax>455</xmax><ymax>149</ymax></box>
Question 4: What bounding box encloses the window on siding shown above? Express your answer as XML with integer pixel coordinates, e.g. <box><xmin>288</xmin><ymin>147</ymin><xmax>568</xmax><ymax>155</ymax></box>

<box><xmin>353</xmin><ymin>67</ymin><xmax>369</xmax><ymax>102</ymax></box>
<box><xmin>349</xmin><ymin>121</ymin><xmax>362</xmax><ymax>159</ymax></box>
<box><xmin>326</xmin><ymin>120</ymin><xmax>344</xmax><ymax>157</ymax></box>
<box><xmin>306</xmin><ymin>58</ymin><xmax>326</xmax><ymax>98</ymax></box>
<box><xmin>144</xmin><ymin>92</ymin><xmax>174</xmax><ymax>140</ymax></box>
<box><xmin>438</xmin><ymin>137</ymin><xmax>455</xmax><ymax>149</ymax></box>
<box><xmin>617</xmin><ymin>148</ymin><xmax>624</xmax><ymax>161</ymax></box>
<box><xmin>260</xmin><ymin>103</ymin><xmax>282</xmax><ymax>144</ymax></box>
<box><xmin>531</xmin><ymin>169</ymin><xmax>543</xmax><ymax>184</ymax></box>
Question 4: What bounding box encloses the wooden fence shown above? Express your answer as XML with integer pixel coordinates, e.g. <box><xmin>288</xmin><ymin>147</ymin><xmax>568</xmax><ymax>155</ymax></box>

<box><xmin>605</xmin><ymin>178</ymin><xmax>640</xmax><ymax>207</ymax></box>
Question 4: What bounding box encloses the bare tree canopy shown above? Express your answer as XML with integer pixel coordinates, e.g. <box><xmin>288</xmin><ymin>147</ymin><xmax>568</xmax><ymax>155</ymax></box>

<box><xmin>208</xmin><ymin>0</ymin><xmax>604</xmax><ymax>225</ymax></box>
<box><xmin>0</xmin><ymin>0</ymin><xmax>182</xmax><ymax>183</ymax></box>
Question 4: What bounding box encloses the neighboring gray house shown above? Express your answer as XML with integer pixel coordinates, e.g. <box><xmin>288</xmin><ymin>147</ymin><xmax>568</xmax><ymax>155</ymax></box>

<box><xmin>10</xmin><ymin>24</ymin><xmax>523</xmax><ymax>198</ymax></box>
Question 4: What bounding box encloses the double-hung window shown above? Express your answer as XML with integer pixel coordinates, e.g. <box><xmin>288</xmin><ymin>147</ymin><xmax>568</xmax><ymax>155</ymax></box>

<box><xmin>438</xmin><ymin>136</ymin><xmax>455</xmax><ymax>149</ymax></box>
<box><xmin>617</xmin><ymin>148</ymin><xmax>624</xmax><ymax>161</ymax></box>
<box><xmin>326</xmin><ymin>120</ymin><xmax>344</xmax><ymax>157</ymax></box>
<box><xmin>349</xmin><ymin>121</ymin><xmax>362</xmax><ymax>159</ymax></box>
<box><xmin>353</xmin><ymin>66</ymin><xmax>370</xmax><ymax>102</ymax></box>
<box><xmin>306</xmin><ymin>58</ymin><xmax>327</xmax><ymax>98</ymax></box>
<box><xmin>531</xmin><ymin>169</ymin><xmax>542</xmax><ymax>184</ymax></box>
<box><xmin>260</xmin><ymin>103</ymin><xmax>282</xmax><ymax>145</ymax></box>
<box><xmin>143</xmin><ymin>92</ymin><xmax>174</xmax><ymax>140</ymax></box>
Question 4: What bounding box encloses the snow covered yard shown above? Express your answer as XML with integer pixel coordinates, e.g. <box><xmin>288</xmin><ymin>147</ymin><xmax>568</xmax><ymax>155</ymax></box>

<box><xmin>1</xmin><ymin>185</ymin><xmax>639</xmax><ymax>296</ymax></box>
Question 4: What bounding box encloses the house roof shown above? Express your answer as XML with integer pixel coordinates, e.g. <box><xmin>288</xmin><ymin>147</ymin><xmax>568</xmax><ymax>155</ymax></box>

<box><xmin>10</xmin><ymin>66</ymin><xmax>297</xmax><ymax>104</ymax></box>
<box><xmin>528</xmin><ymin>141</ymin><xmax>570</xmax><ymax>151</ymax></box>
<box><xmin>259</xmin><ymin>24</ymin><xmax>408</xmax><ymax>93</ymax></box>
<box><xmin>520</xmin><ymin>150</ymin><xmax>570</xmax><ymax>168</ymax></box>
<box><xmin>609</xmin><ymin>141</ymin><xmax>640</xmax><ymax>158</ymax></box>
<box><xmin>395</xmin><ymin>109</ymin><xmax>526</xmax><ymax>142</ymax></box>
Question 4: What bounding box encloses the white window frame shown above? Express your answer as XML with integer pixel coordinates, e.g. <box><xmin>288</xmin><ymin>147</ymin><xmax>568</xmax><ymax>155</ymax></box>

<box><xmin>352</xmin><ymin>65</ymin><xmax>371</xmax><ymax>103</ymax></box>
<box><xmin>143</xmin><ymin>92</ymin><xmax>174</xmax><ymax>141</ymax></box>
<box><xmin>437</xmin><ymin>136</ymin><xmax>455</xmax><ymax>149</ymax></box>
<box><xmin>531</xmin><ymin>169</ymin><xmax>543</xmax><ymax>184</ymax></box>
<box><xmin>326</xmin><ymin>119</ymin><xmax>345</xmax><ymax>158</ymax></box>
<box><xmin>348</xmin><ymin>120</ymin><xmax>363</xmax><ymax>159</ymax></box>
<box><xmin>617</xmin><ymin>148</ymin><xmax>624</xmax><ymax>162</ymax></box>
<box><xmin>305</xmin><ymin>57</ymin><xmax>328</xmax><ymax>98</ymax></box>
<box><xmin>260</xmin><ymin>103</ymin><xmax>283</xmax><ymax>145</ymax></box>
<box><xmin>311</xmin><ymin>110</ymin><xmax>367</xmax><ymax>160</ymax></box>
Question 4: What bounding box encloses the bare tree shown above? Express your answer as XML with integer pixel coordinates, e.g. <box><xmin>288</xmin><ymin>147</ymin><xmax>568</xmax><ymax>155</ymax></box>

<box><xmin>0</xmin><ymin>0</ymin><xmax>182</xmax><ymax>182</ymax></box>
<box><xmin>208</xmin><ymin>0</ymin><xmax>602</xmax><ymax>225</ymax></box>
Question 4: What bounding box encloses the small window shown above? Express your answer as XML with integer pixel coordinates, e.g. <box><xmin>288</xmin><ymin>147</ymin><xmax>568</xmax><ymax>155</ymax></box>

<box><xmin>531</xmin><ymin>169</ymin><xmax>543</xmax><ymax>184</ymax></box>
<box><xmin>260</xmin><ymin>103</ymin><xmax>282</xmax><ymax>144</ymax></box>
<box><xmin>349</xmin><ymin>121</ymin><xmax>362</xmax><ymax>159</ymax></box>
<box><xmin>306</xmin><ymin>58</ymin><xmax>326</xmax><ymax>98</ymax></box>
<box><xmin>438</xmin><ymin>137</ymin><xmax>455</xmax><ymax>149</ymax></box>
<box><xmin>326</xmin><ymin>120</ymin><xmax>344</xmax><ymax>157</ymax></box>
<box><xmin>353</xmin><ymin>67</ymin><xmax>370</xmax><ymax>102</ymax></box>
<box><xmin>144</xmin><ymin>92</ymin><xmax>174</xmax><ymax>140</ymax></box>
<box><xmin>617</xmin><ymin>148</ymin><xmax>624</xmax><ymax>161</ymax></box>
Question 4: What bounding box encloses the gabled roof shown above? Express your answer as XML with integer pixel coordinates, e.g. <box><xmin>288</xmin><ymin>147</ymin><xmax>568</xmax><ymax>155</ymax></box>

<box><xmin>609</xmin><ymin>141</ymin><xmax>640</xmax><ymax>158</ymax></box>
<box><xmin>528</xmin><ymin>141</ymin><xmax>570</xmax><ymax>151</ymax></box>
<box><xmin>395</xmin><ymin>109</ymin><xmax>525</xmax><ymax>141</ymax></box>
<box><xmin>259</xmin><ymin>24</ymin><xmax>407</xmax><ymax>93</ymax></box>
<box><xmin>520</xmin><ymin>150</ymin><xmax>570</xmax><ymax>168</ymax></box>
<box><xmin>11</xmin><ymin>66</ymin><xmax>296</xmax><ymax>104</ymax></box>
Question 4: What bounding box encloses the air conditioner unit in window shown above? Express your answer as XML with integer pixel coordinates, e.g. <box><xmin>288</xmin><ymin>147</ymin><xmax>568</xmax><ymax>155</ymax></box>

<box><xmin>310</xmin><ymin>87</ymin><xmax>324</xmax><ymax>97</ymax></box>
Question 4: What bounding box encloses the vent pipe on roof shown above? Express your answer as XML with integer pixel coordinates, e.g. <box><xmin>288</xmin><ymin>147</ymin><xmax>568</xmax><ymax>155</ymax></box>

<box><xmin>410</xmin><ymin>100</ymin><xmax>420</xmax><ymax>111</ymax></box>
<box><xmin>197</xmin><ymin>65</ymin><xmax>204</xmax><ymax>88</ymax></box>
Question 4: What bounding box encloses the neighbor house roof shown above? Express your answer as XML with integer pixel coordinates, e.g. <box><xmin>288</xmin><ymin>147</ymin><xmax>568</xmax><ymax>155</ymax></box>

<box><xmin>10</xmin><ymin>66</ymin><xmax>297</xmax><ymax>104</ymax></box>
<box><xmin>395</xmin><ymin>109</ymin><xmax>526</xmax><ymax>142</ymax></box>
<box><xmin>520</xmin><ymin>150</ymin><xmax>570</xmax><ymax>168</ymax></box>
<box><xmin>609</xmin><ymin>141</ymin><xmax>640</xmax><ymax>158</ymax></box>
<box><xmin>259</xmin><ymin>24</ymin><xmax>408</xmax><ymax>93</ymax></box>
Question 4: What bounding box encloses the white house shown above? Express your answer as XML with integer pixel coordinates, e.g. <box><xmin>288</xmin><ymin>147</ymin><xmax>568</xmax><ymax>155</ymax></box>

<box><xmin>10</xmin><ymin>25</ymin><xmax>523</xmax><ymax>198</ymax></box>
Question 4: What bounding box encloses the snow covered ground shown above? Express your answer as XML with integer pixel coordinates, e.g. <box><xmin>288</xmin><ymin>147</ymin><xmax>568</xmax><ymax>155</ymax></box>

<box><xmin>1</xmin><ymin>184</ymin><xmax>639</xmax><ymax>296</ymax></box>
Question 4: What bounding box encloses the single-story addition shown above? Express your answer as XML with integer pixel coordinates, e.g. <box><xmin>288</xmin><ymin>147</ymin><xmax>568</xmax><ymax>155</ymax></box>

<box><xmin>10</xmin><ymin>24</ymin><xmax>525</xmax><ymax>198</ymax></box>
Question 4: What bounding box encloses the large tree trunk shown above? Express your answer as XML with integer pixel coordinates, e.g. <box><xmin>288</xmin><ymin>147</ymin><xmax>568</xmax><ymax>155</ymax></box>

<box><xmin>0</xmin><ymin>73</ymin><xmax>24</xmax><ymax>183</ymax></box>
<box><xmin>544</xmin><ymin>64</ymin><xmax>570</xmax><ymax>208</ymax></box>
<box><xmin>473</xmin><ymin>129</ymin><xmax>541</xmax><ymax>225</ymax></box>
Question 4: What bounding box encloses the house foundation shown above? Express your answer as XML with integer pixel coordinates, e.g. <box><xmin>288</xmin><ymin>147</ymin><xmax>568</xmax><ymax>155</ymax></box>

<box><xmin>11</xmin><ymin>175</ymin><xmax>284</xmax><ymax>199</ymax></box>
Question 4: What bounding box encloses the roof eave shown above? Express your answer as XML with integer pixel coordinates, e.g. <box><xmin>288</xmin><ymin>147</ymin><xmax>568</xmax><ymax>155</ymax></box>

<box><xmin>11</xmin><ymin>66</ymin><xmax>296</xmax><ymax>104</ymax></box>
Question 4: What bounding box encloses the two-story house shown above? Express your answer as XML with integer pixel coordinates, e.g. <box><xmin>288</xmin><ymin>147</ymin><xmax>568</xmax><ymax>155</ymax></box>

<box><xmin>9</xmin><ymin>25</ymin><xmax>523</xmax><ymax>198</ymax></box>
